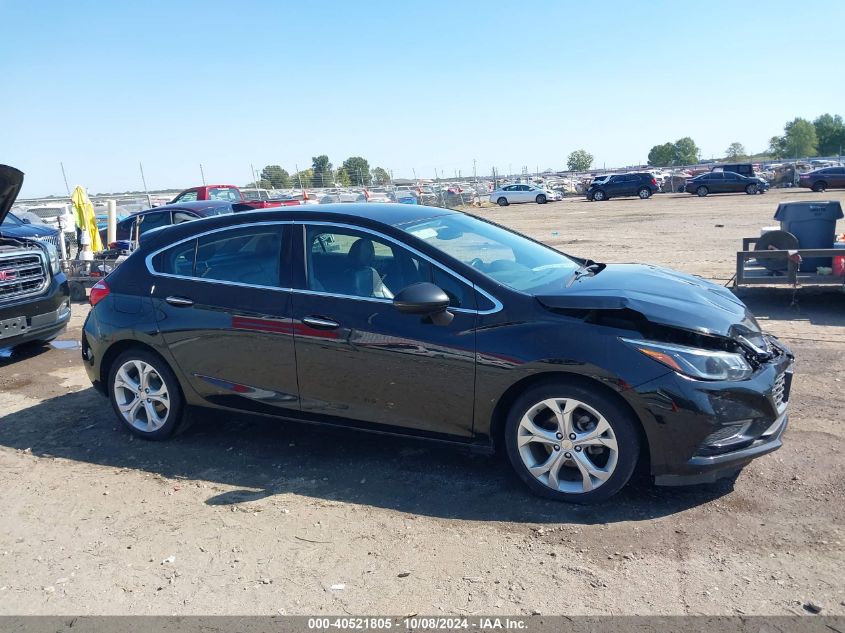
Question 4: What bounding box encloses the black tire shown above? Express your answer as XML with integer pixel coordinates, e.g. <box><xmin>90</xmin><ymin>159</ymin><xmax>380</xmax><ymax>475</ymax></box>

<box><xmin>107</xmin><ymin>348</ymin><xmax>184</xmax><ymax>440</ymax></box>
<box><xmin>696</xmin><ymin>186</ymin><xmax>709</xmax><ymax>197</ymax></box>
<box><xmin>637</xmin><ymin>187</ymin><xmax>651</xmax><ymax>200</ymax></box>
<box><xmin>536</xmin><ymin>194</ymin><xmax>547</xmax><ymax>204</ymax></box>
<box><xmin>812</xmin><ymin>181</ymin><xmax>827</xmax><ymax>192</ymax></box>
<box><xmin>504</xmin><ymin>381</ymin><xmax>640</xmax><ymax>503</ymax></box>
<box><xmin>69</xmin><ymin>281</ymin><xmax>87</xmax><ymax>302</ymax></box>
<box><xmin>497</xmin><ymin>197</ymin><xmax>509</xmax><ymax>207</ymax></box>
<box><xmin>592</xmin><ymin>189</ymin><xmax>606</xmax><ymax>201</ymax></box>
<box><xmin>745</xmin><ymin>184</ymin><xmax>758</xmax><ymax>195</ymax></box>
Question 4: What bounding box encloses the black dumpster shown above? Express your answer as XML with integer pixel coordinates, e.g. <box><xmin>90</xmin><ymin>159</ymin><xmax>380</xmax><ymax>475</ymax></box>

<box><xmin>774</xmin><ymin>200</ymin><xmax>843</xmax><ymax>271</ymax></box>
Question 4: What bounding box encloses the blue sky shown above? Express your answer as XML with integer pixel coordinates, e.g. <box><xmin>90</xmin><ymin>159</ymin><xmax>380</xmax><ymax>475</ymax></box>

<box><xmin>2</xmin><ymin>0</ymin><xmax>844</xmax><ymax>197</ymax></box>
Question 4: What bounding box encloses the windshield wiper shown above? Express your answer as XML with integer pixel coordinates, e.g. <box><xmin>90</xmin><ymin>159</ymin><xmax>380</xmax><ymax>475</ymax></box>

<box><xmin>565</xmin><ymin>260</ymin><xmax>605</xmax><ymax>288</ymax></box>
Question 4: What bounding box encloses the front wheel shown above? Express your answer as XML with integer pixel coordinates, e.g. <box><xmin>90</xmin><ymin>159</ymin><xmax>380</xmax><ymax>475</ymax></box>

<box><xmin>108</xmin><ymin>348</ymin><xmax>184</xmax><ymax>440</ymax></box>
<box><xmin>696</xmin><ymin>186</ymin><xmax>709</xmax><ymax>197</ymax></box>
<box><xmin>536</xmin><ymin>194</ymin><xmax>547</xmax><ymax>204</ymax></box>
<box><xmin>592</xmin><ymin>190</ymin><xmax>606</xmax><ymax>201</ymax></box>
<box><xmin>745</xmin><ymin>184</ymin><xmax>758</xmax><ymax>195</ymax></box>
<box><xmin>637</xmin><ymin>187</ymin><xmax>651</xmax><ymax>199</ymax></box>
<box><xmin>497</xmin><ymin>197</ymin><xmax>509</xmax><ymax>207</ymax></box>
<box><xmin>504</xmin><ymin>382</ymin><xmax>640</xmax><ymax>503</ymax></box>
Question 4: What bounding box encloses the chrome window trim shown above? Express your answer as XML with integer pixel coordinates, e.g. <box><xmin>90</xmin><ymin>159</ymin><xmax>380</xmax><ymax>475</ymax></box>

<box><xmin>143</xmin><ymin>218</ymin><xmax>504</xmax><ymax>315</ymax></box>
<box><xmin>298</xmin><ymin>221</ymin><xmax>503</xmax><ymax>315</ymax></box>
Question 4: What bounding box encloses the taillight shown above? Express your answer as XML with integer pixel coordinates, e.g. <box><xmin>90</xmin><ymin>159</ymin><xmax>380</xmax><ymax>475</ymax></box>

<box><xmin>89</xmin><ymin>279</ymin><xmax>110</xmax><ymax>306</ymax></box>
<box><xmin>651</xmin><ymin>178</ymin><xmax>657</xmax><ymax>185</ymax></box>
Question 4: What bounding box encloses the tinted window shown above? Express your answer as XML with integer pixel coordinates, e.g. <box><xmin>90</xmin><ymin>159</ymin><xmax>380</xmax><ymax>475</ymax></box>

<box><xmin>176</xmin><ymin>191</ymin><xmax>198</xmax><ymax>203</ymax></box>
<box><xmin>710</xmin><ymin>173</ymin><xmax>725</xmax><ymax>181</ymax></box>
<box><xmin>173</xmin><ymin>211</ymin><xmax>196</xmax><ymax>225</ymax></box>
<box><xmin>304</xmin><ymin>225</ymin><xmax>471</xmax><ymax>307</ymax></box>
<box><xmin>138</xmin><ymin>211</ymin><xmax>171</xmax><ymax>234</ymax></box>
<box><xmin>154</xmin><ymin>226</ymin><xmax>283</xmax><ymax>287</ymax></box>
<box><xmin>724</xmin><ymin>172</ymin><xmax>738</xmax><ymax>180</ymax></box>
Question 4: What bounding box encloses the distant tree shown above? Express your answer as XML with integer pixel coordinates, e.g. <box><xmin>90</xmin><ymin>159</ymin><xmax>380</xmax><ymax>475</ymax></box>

<box><xmin>673</xmin><ymin>137</ymin><xmax>700</xmax><ymax>165</ymax></box>
<box><xmin>647</xmin><ymin>142</ymin><xmax>676</xmax><ymax>167</ymax></box>
<box><xmin>769</xmin><ymin>118</ymin><xmax>818</xmax><ymax>158</ymax></box>
<box><xmin>335</xmin><ymin>168</ymin><xmax>351</xmax><ymax>187</ymax></box>
<box><xmin>566</xmin><ymin>149</ymin><xmax>594</xmax><ymax>172</ymax></box>
<box><xmin>311</xmin><ymin>155</ymin><xmax>333</xmax><ymax>187</ymax></box>
<box><xmin>725</xmin><ymin>142</ymin><xmax>747</xmax><ymax>160</ymax></box>
<box><xmin>260</xmin><ymin>165</ymin><xmax>291</xmax><ymax>188</ymax></box>
<box><xmin>292</xmin><ymin>168</ymin><xmax>315</xmax><ymax>188</ymax></box>
<box><xmin>342</xmin><ymin>156</ymin><xmax>372</xmax><ymax>185</ymax></box>
<box><xmin>813</xmin><ymin>113</ymin><xmax>845</xmax><ymax>156</ymax></box>
<box><xmin>371</xmin><ymin>167</ymin><xmax>391</xmax><ymax>185</ymax></box>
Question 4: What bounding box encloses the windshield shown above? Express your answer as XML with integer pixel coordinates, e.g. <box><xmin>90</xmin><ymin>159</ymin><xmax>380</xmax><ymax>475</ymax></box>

<box><xmin>402</xmin><ymin>213</ymin><xmax>580</xmax><ymax>293</ymax></box>
<box><xmin>1</xmin><ymin>212</ymin><xmax>23</xmax><ymax>227</ymax></box>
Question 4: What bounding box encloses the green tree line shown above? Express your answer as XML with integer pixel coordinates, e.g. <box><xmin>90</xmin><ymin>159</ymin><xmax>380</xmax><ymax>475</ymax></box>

<box><xmin>249</xmin><ymin>156</ymin><xmax>393</xmax><ymax>189</ymax></box>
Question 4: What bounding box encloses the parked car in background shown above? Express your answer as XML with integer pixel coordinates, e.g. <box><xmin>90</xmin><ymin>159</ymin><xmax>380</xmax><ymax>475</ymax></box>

<box><xmin>490</xmin><ymin>183</ymin><xmax>553</xmax><ymax>206</ymax></box>
<box><xmin>711</xmin><ymin>163</ymin><xmax>755</xmax><ymax>178</ymax></box>
<box><xmin>586</xmin><ymin>173</ymin><xmax>659</xmax><ymax>201</ymax></box>
<box><xmin>82</xmin><ymin>203</ymin><xmax>793</xmax><ymax>503</ymax></box>
<box><xmin>14</xmin><ymin>203</ymin><xmax>76</xmax><ymax>241</ymax></box>
<box><xmin>685</xmin><ymin>172</ymin><xmax>768</xmax><ymax>197</ymax></box>
<box><xmin>1</xmin><ymin>165</ymin><xmax>71</xmax><ymax>352</ymax></box>
<box><xmin>170</xmin><ymin>184</ymin><xmax>288</xmax><ymax>209</ymax></box>
<box><xmin>100</xmin><ymin>200</ymin><xmax>251</xmax><ymax>245</ymax></box>
<box><xmin>798</xmin><ymin>166</ymin><xmax>845</xmax><ymax>192</ymax></box>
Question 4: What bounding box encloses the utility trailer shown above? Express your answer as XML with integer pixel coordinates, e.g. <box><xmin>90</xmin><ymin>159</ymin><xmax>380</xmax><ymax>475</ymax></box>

<box><xmin>64</xmin><ymin>254</ymin><xmax>127</xmax><ymax>301</ymax></box>
<box><xmin>734</xmin><ymin>237</ymin><xmax>845</xmax><ymax>289</ymax></box>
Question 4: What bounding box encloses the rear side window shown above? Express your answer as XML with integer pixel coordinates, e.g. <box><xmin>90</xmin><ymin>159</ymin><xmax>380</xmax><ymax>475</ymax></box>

<box><xmin>138</xmin><ymin>211</ymin><xmax>171</xmax><ymax>234</ymax></box>
<box><xmin>153</xmin><ymin>226</ymin><xmax>284</xmax><ymax>287</ymax></box>
<box><xmin>208</xmin><ymin>187</ymin><xmax>241</xmax><ymax>201</ymax></box>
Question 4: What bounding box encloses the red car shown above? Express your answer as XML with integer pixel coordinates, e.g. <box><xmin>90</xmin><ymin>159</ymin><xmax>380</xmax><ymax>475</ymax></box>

<box><xmin>170</xmin><ymin>184</ymin><xmax>298</xmax><ymax>209</ymax></box>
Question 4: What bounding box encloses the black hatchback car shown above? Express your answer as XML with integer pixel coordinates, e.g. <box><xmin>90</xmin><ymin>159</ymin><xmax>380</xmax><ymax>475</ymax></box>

<box><xmin>81</xmin><ymin>205</ymin><xmax>794</xmax><ymax>503</ymax></box>
<box><xmin>685</xmin><ymin>171</ymin><xmax>769</xmax><ymax>196</ymax></box>
<box><xmin>586</xmin><ymin>173</ymin><xmax>659</xmax><ymax>201</ymax></box>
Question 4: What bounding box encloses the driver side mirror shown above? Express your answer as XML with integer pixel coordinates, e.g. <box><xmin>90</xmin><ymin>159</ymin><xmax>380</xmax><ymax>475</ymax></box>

<box><xmin>393</xmin><ymin>282</ymin><xmax>453</xmax><ymax>325</ymax></box>
<box><xmin>21</xmin><ymin>218</ymin><xmax>31</xmax><ymax>224</ymax></box>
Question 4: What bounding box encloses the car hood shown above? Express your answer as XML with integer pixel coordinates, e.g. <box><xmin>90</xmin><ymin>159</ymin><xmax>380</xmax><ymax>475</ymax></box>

<box><xmin>536</xmin><ymin>263</ymin><xmax>761</xmax><ymax>339</ymax></box>
<box><xmin>0</xmin><ymin>165</ymin><xmax>24</xmax><ymax>224</ymax></box>
<box><xmin>1</xmin><ymin>220</ymin><xmax>58</xmax><ymax>239</ymax></box>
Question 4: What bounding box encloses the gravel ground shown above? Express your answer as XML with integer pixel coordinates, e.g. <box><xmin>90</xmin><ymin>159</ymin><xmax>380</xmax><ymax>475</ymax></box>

<box><xmin>0</xmin><ymin>189</ymin><xmax>843</xmax><ymax>616</ymax></box>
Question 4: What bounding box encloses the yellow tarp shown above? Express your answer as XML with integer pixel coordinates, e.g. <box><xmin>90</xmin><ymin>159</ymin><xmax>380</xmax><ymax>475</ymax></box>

<box><xmin>70</xmin><ymin>186</ymin><xmax>103</xmax><ymax>252</ymax></box>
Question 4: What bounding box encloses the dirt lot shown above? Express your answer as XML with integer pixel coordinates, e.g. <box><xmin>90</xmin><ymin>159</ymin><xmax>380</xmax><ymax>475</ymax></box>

<box><xmin>1</xmin><ymin>189</ymin><xmax>843</xmax><ymax>616</ymax></box>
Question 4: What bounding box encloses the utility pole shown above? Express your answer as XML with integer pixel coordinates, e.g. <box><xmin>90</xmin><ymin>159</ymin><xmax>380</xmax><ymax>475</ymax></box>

<box><xmin>59</xmin><ymin>162</ymin><xmax>71</xmax><ymax>196</ymax></box>
<box><xmin>139</xmin><ymin>162</ymin><xmax>151</xmax><ymax>206</ymax></box>
<box><xmin>199</xmin><ymin>164</ymin><xmax>206</xmax><ymax>186</ymax></box>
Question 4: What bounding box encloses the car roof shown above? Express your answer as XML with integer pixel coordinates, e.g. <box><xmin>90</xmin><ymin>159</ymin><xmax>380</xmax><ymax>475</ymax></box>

<box><xmin>139</xmin><ymin>203</ymin><xmax>457</xmax><ymax>251</ymax></box>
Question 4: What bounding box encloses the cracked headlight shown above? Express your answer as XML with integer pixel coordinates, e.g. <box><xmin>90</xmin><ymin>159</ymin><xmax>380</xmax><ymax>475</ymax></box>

<box><xmin>621</xmin><ymin>338</ymin><xmax>753</xmax><ymax>381</ymax></box>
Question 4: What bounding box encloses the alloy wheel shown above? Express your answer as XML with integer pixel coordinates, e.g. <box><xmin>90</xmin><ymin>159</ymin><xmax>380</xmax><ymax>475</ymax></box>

<box><xmin>593</xmin><ymin>190</ymin><xmax>605</xmax><ymax>201</ymax></box>
<box><xmin>516</xmin><ymin>397</ymin><xmax>619</xmax><ymax>494</ymax></box>
<box><xmin>112</xmin><ymin>359</ymin><xmax>171</xmax><ymax>433</ymax></box>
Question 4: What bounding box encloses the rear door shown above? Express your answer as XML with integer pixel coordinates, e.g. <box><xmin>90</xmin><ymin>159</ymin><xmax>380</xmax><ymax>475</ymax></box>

<box><xmin>832</xmin><ymin>167</ymin><xmax>845</xmax><ymax>188</ymax></box>
<box><xmin>708</xmin><ymin>172</ymin><xmax>726</xmax><ymax>193</ymax></box>
<box><xmin>723</xmin><ymin>172</ymin><xmax>741</xmax><ymax>192</ymax></box>
<box><xmin>148</xmin><ymin>221</ymin><xmax>300</xmax><ymax>415</ymax></box>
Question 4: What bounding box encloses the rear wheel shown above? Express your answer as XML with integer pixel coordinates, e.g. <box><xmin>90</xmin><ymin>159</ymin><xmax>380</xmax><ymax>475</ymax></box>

<box><xmin>504</xmin><ymin>382</ymin><xmax>640</xmax><ymax>503</ymax></box>
<box><xmin>497</xmin><ymin>197</ymin><xmax>509</xmax><ymax>206</ymax></box>
<box><xmin>108</xmin><ymin>348</ymin><xmax>184</xmax><ymax>440</ymax></box>
<box><xmin>745</xmin><ymin>184</ymin><xmax>758</xmax><ymax>195</ymax></box>
<box><xmin>696</xmin><ymin>186</ymin><xmax>709</xmax><ymax>197</ymax></box>
<box><xmin>592</xmin><ymin>190</ymin><xmax>606</xmax><ymax>201</ymax></box>
<box><xmin>536</xmin><ymin>194</ymin><xmax>547</xmax><ymax>204</ymax></box>
<box><xmin>637</xmin><ymin>187</ymin><xmax>651</xmax><ymax>199</ymax></box>
<box><xmin>812</xmin><ymin>181</ymin><xmax>827</xmax><ymax>192</ymax></box>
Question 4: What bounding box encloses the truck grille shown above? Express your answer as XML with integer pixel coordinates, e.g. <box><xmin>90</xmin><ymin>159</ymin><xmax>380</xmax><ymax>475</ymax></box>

<box><xmin>0</xmin><ymin>253</ymin><xmax>48</xmax><ymax>301</ymax></box>
<box><xmin>33</xmin><ymin>234</ymin><xmax>61</xmax><ymax>251</ymax></box>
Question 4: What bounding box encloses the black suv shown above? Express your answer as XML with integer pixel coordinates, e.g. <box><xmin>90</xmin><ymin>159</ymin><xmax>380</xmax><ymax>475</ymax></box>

<box><xmin>712</xmin><ymin>163</ymin><xmax>755</xmax><ymax>178</ymax></box>
<box><xmin>586</xmin><ymin>173</ymin><xmax>659</xmax><ymax>201</ymax></box>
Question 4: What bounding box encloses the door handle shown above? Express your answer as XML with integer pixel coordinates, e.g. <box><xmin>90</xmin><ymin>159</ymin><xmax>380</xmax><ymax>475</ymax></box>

<box><xmin>302</xmin><ymin>316</ymin><xmax>340</xmax><ymax>330</ymax></box>
<box><xmin>165</xmin><ymin>295</ymin><xmax>194</xmax><ymax>307</ymax></box>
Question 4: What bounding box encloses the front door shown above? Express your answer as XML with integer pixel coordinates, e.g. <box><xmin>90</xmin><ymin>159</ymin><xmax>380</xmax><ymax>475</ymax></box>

<box><xmin>149</xmin><ymin>222</ymin><xmax>300</xmax><ymax>415</ymax></box>
<box><xmin>290</xmin><ymin>222</ymin><xmax>477</xmax><ymax>438</ymax></box>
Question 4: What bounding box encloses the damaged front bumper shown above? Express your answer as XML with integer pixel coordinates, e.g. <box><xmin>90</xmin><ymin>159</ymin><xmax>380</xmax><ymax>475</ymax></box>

<box><xmin>628</xmin><ymin>340</ymin><xmax>794</xmax><ymax>486</ymax></box>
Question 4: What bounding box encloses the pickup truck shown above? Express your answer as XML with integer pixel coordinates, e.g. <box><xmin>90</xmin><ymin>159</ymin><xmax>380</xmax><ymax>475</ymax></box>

<box><xmin>0</xmin><ymin>165</ymin><xmax>71</xmax><ymax>352</ymax></box>
<box><xmin>170</xmin><ymin>184</ymin><xmax>300</xmax><ymax>209</ymax></box>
